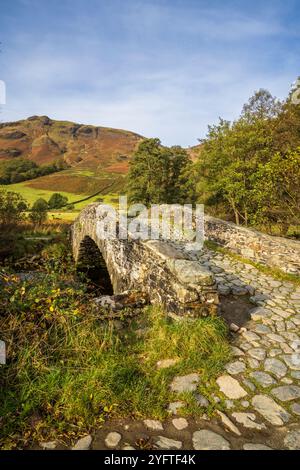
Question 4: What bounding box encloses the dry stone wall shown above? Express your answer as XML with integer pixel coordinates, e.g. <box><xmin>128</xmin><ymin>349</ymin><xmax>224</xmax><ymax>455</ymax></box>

<box><xmin>204</xmin><ymin>215</ymin><xmax>300</xmax><ymax>275</ymax></box>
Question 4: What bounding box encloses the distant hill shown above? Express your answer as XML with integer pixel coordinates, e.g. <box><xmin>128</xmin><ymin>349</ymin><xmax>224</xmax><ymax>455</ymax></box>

<box><xmin>0</xmin><ymin>116</ymin><xmax>144</xmax><ymax>196</ymax></box>
<box><xmin>0</xmin><ymin>116</ymin><xmax>200</xmax><ymax>208</ymax></box>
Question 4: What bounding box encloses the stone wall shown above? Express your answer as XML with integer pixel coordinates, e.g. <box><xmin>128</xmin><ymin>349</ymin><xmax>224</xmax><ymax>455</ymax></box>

<box><xmin>204</xmin><ymin>215</ymin><xmax>300</xmax><ymax>275</ymax></box>
<box><xmin>71</xmin><ymin>204</ymin><xmax>219</xmax><ymax>317</ymax></box>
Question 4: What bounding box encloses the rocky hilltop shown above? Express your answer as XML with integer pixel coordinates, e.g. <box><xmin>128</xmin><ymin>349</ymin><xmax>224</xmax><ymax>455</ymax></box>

<box><xmin>0</xmin><ymin>115</ymin><xmax>143</xmax><ymax>172</ymax></box>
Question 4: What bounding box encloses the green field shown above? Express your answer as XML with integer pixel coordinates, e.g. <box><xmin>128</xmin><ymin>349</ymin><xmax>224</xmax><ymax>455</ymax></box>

<box><xmin>0</xmin><ymin>180</ymin><xmax>122</xmax><ymax>222</ymax></box>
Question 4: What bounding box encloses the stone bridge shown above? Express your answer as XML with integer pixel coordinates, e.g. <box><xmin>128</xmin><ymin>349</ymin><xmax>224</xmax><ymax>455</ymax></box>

<box><xmin>71</xmin><ymin>204</ymin><xmax>219</xmax><ymax>317</ymax></box>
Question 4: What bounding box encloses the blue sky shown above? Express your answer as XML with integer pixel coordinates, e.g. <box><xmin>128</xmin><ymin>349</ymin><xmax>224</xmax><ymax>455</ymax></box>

<box><xmin>0</xmin><ymin>0</ymin><xmax>299</xmax><ymax>146</ymax></box>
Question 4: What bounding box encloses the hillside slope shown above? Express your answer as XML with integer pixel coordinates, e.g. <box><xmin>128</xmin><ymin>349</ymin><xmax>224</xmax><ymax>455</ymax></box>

<box><xmin>0</xmin><ymin>116</ymin><xmax>143</xmax><ymax>196</ymax></box>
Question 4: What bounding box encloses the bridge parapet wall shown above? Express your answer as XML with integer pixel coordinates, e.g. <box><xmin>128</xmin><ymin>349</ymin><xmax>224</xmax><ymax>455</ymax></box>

<box><xmin>204</xmin><ymin>215</ymin><xmax>300</xmax><ymax>275</ymax></box>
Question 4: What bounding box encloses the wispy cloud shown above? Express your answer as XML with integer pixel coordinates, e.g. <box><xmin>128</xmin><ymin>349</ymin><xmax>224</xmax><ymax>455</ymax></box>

<box><xmin>0</xmin><ymin>0</ymin><xmax>299</xmax><ymax>145</ymax></box>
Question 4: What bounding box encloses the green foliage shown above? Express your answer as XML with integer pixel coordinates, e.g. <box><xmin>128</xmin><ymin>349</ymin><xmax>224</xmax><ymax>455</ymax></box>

<box><xmin>48</xmin><ymin>192</ymin><xmax>68</xmax><ymax>209</ymax></box>
<box><xmin>0</xmin><ymin>158</ymin><xmax>67</xmax><ymax>185</ymax></box>
<box><xmin>0</xmin><ymin>190</ymin><xmax>28</xmax><ymax>226</ymax></box>
<box><xmin>127</xmin><ymin>138</ymin><xmax>190</xmax><ymax>205</ymax></box>
<box><xmin>192</xmin><ymin>88</ymin><xmax>300</xmax><ymax>234</ymax></box>
<box><xmin>29</xmin><ymin>198</ymin><xmax>48</xmax><ymax>225</ymax></box>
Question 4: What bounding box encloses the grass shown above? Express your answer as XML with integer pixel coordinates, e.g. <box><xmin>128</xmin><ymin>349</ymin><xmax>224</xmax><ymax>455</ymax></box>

<box><xmin>0</xmin><ymin>230</ymin><xmax>230</xmax><ymax>449</ymax></box>
<box><xmin>205</xmin><ymin>239</ymin><xmax>300</xmax><ymax>287</ymax></box>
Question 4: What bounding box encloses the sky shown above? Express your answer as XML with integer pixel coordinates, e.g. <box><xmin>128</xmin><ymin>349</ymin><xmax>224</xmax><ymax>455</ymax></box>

<box><xmin>0</xmin><ymin>0</ymin><xmax>299</xmax><ymax>146</ymax></box>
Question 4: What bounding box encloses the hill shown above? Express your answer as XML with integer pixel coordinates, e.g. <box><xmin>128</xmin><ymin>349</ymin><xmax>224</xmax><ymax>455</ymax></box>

<box><xmin>0</xmin><ymin>116</ymin><xmax>143</xmax><ymax>199</ymax></box>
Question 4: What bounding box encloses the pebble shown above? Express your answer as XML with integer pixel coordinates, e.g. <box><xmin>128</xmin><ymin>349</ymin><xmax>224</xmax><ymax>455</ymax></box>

<box><xmin>72</xmin><ymin>435</ymin><xmax>92</xmax><ymax>451</ymax></box>
<box><xmin>143</xmin><ymin>420</ymin><xmax>164</xmax><ymax>431</ymax></box>
<box><xmin>105</xmin><ymin>432</ymin><xmax>122</xmax><ymax>449</ymax></box>
<box><xmin>192</xmin><ymin>430</ymin><xmax>230</xmax><ymax>450</ymax></box>
<box><xmin>216</xmin><ymin>375</ymin><xmax>247</xmax><ymax>399</ymax></box>
<box><xmin>172</xmin><ymin>418</ymin><xmax>188</xmax><ymax>430</ymax></box>
<box><xmin>252</xmin><ymin>395</ymin><xmax>290</xmax><ymax>426</ymax></box>
<box><xmin>284</xmin><ymin>430</ymin><xmax>300</xmax><ymax>450</ymax></box>
<box><xmin>155</xmin><ymin>436</ymin><xmax>182</xmax><ymax>450</ymax></box>
<box><xmin>170</xmin><ymin>373</ymin><xmax>199</xmax><ymax>393</ymax></box>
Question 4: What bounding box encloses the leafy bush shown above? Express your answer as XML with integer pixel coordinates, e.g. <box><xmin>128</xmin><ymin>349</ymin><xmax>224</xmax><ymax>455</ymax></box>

<box><xmin>29</xmin><ymin>198</ymin><xmax>48</xmax><ymax>225</ymax></box>
<box><xmin>0</xmin><ymin>190</ymin><xmax>28</xmax><ymax>226</ymax></box>
<box><xmin>48</xmin><ymin>193</ymin><xmax>68</xmax><ymax>209</ymax></box>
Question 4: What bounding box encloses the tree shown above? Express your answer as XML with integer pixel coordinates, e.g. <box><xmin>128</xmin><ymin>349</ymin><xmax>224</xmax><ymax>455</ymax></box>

<box><xmin>29</xmin><ymin>198</ymin><xmax>48</xmax><ymax>225</ymax></box>
<box><xmin>48</xmin><ymin>193</ymin><xmax>68</xmax><ymax>209</ymax></box>
<box><xmin>127</xmin><ymin>138</ymin><xmax>189</xmax><ymax>205</ymax></box>
<box><xmin>251</xmin><ymin>149</ymin><xmax>300</xmax><ymax>233</ymax></box>
<box><xmin>0</xmin><ymin>190</ymin><xmax>28</xmax><ymax>226</ymax></box>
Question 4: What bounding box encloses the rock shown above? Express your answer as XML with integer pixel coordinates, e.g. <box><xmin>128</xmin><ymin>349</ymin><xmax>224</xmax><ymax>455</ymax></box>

<box><xmin>291</xmin><ymin>371</ymin><xmax>300</xmax><ymax>379</ymax></box>
<box><xmin>72</xmin><ymin>435</ymin><xmax>92</xmax><ymax>450</ymax></box>
<box><xmin>250</xmin><ymin>307</ymin><xmax>271</xmax><ymax>321</ymax></box>
<box><xmin>216</xmin><ymin>375</ymin><xmax>247</xmax><ymax>399</ymax></box>
<box><xmin>252</xmin><ymin>395</ymin><xmax>290</xmax><ymax>426</ymax></box>
<box><xmin>170</xmin><ymin>373</ymin><xmax>199</xmax><ymax>393</ymax></box>
<box><xmin>253</xmin><ymin>324</ymin><xmax>272</xmax><ymax>334</ymax></box>
<box><xmin>155</xmin><ymin>436</ymin><xmax>182</xmax><ymax>449</ymax></box>
<box><xmin>243</xmin><ymin>379</ymin><xmax>256</xmax><ymax>392</ymax></box>
<box><xmin>284</xmin><ymin>430</ymin><xmax>300</xmax><ymax>450</ymax></box>
<box><xmin>242</xmin><ymin>331</ymin><xmax>260</xmax><ymax>342</ymax></box>
<box><xmin>269</xmin><ymin>349</ymin><xmax>281</xmax><ymax>357</ymax></box>
<box><xmin>248</xmin><ymin>348</ymin><xmax>266</xmax><ymax>361</ymax></box>
<box><xmin>250</xmin><ymin>371</ymin><xmax>277</xmax><ymax>388</ymax></box>
<box><xmin>243</xmin><ymin>443</ymin><xmax>272</xmax><ymax>450</ymax></box>
<box><xmin>143</xmin><ymin>419</ymin><xmax>164</xmax><ymax>431</ymax></box>
<box><xmin>230</xmin><ymin>323</ymin><xmax>240</xmax><ymax>333</ymax></box>
<box><xmin>218</xmin><ymin>284</ymin><xmax>231</xmax><ymax>295</ymax></box>
<box><xmin>172</xmin><ymin>418</ymin><xmax>188</xmax><ymax>430</ymax></box>
<box><xmin>39</xmin><ymin>441</ymin><xmax>57</xmax><ymax>450</ymax></box>
<box><xmin>271</xmin><ymin>385</ymin><xmax>300</xmax><ymax>402</ymax></box>
<box><xmin>281</xmin><ymin>378</ymin><xmax>293</xmax><ymax>385</ymax></box>
<box><xmin>122</xmin><ymin>444</ymin><xmax>136</xmax><ymax>450</ymax></box>
<box><xmin>195</xmin><ymin>393</ymin><xmax>209</xmax><ymax>408</ymax></box>
<box><xmin>267</xmin><ymin>333</ymin><xmax>286</xmax><ymax>344</ymax></box>
<box><xmin>168</xmin><ymin>260</ymin><xmax>214</xmax><ymax>286</ymax></box>
<box><xmin>291</xmin><ymin>403</ymin><xmax>300</xmax><ymax>416</ymax></box>
<box><xmin>232</xmin><ymin>412</ymin><xmax>266</xmax><ymax>430</ymax></box>
<box><xmin>250</xmin><ymin>294</ymin><xmax>268</xmax><ymax>304</ymax></box>
<box><xmin>216</xmin><ymin>411</ymin><xmax>241</xmax><ymax>436</ymax></box>
<box><xmin>282</xmin><ymin>355</ymin><xmax>300</xmax><ymax>370</ymax></box>
<box><xmin>225</xmin><ymin>361</ymin><xmax>246</xmax><ymax>375</ymax></box>
<box><xmin>264</xmin><ymin>358</ymin><xmax>287</xmax><ymax>378</ymax></box>
<box><xmin>192</xmin><ymin>430</ymin><xmax>230</xmax><ymax>450</ymax></box>
<box><xmin>247</xmin><ymin>358</ymin><xmax>260</xmax><ymax>369</ymax></box>
<box><xmin>231</xmin><ymin>346</ymin><xmax>245</xmax><ymax>357</ymax></box>
<box><xmin>168</xmin><ymin>401</ymin><xmax>185</xmax><ymax>414</ymax></box>
<box><xmin>157</xmin><ymin>359</ymin><xmax>178</xmax><ymax>369</ymax></box>
<box><xmin>232</xmin><ymin>287</ymin><xmax>248</xmax><ymax>296</ymax></box>
<box><xmin>105</xmin><ymin>432</ymin><xmax>122</xmax><ymax>448</ymax></box>
<box><xmin>241</xmin><ymin>400</ymin><xmax>249</xmax><ymax>408</ymax></box>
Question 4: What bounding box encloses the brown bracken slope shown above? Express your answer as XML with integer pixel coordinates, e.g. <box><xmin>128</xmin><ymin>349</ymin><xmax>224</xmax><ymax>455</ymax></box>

<box><xmin>0</xmin><ymin>116</ymin><xmax>200</xmax><ymax>197</ymax></box>
<box><xmin>0</xmin><ymin>115</ymin><xmax>144</xmax><ymax>171</ymax></box>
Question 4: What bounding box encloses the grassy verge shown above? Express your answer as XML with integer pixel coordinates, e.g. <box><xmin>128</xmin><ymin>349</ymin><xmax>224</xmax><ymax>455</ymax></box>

<box><xmin>205</xmin><ymin>239</ymin><xmax>300</xmax><ymax>287</ymax></box>
<box><xmin>0</xmin><ymin>235</ymin><xmax>230</xmax><ymax>449</ymax></box>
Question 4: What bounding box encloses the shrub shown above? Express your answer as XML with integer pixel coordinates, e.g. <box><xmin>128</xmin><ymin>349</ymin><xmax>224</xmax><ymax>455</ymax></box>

<box><xmin>0</xmin><ymin>190</ymin><xmax>28</xmax><ymax>226</ymax></box>
<box><xmin>48</xmin><ymin>193</ymin><xmax>68</xmax><ymax>209</ymax></box>
<box><xmin>29</xmin><ymin>198</ymin><xmax>48</xmax><ymax>225</ymax></box>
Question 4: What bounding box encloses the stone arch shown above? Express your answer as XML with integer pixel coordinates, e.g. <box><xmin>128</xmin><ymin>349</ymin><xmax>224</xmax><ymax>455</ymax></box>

<box><xmin>76</xmin><ymin>235</ymin><xmax>113</xmax><ymax>295</ymax></box>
